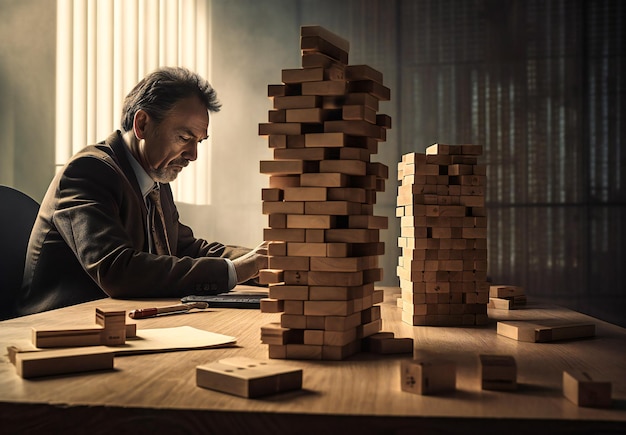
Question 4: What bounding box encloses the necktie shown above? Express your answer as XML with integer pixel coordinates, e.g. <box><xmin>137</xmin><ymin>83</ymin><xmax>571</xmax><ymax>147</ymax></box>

<box><xmin>148</xmin><ymin>187</ymin><xmax>171</xmax><ymax>255</ymax></box>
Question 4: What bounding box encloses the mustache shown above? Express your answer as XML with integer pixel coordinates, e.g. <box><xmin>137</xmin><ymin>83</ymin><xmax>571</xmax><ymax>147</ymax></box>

<box><xmin>169</xmin><ymin>158</ymin><xmax>189</xmax><ymax>167</ymax></box>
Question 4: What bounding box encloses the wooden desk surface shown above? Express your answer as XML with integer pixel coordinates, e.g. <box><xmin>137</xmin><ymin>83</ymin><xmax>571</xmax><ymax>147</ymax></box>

<box><xmin>1</xmin><ymin>287</ymin><xmax>625</xmax><ymax>434</ymax></box>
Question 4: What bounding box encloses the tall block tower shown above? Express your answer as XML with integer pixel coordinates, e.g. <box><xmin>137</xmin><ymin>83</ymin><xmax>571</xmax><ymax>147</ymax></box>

<box><xmin>396</xmin><ymin>144</ymin><xmax>489</xmax><ymax>326</ymax></box>
<box><xmin>258</xmin><ymin>26</ymin><xmax>390</xmax><ymax>360</ymax></box>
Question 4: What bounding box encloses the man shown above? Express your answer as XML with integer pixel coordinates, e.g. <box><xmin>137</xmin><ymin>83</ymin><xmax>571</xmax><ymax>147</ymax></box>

<box><xmin>19</xmin><ymin>67</ymin><xmax>267</xmax><ymax>315</ymax></box>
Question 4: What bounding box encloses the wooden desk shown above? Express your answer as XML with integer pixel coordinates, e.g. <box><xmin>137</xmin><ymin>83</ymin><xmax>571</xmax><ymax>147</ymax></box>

<box><xmin>1</xmin><ymin>287</ymin><xmax>625</xmax><ymax>434</ymax></box>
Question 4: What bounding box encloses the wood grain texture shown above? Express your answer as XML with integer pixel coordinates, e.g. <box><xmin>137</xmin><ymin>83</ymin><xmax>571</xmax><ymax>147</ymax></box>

<box><xmin>1</xmin><ymin>287</ymin><xmax>625</xmax><ymax>434</ymax></box>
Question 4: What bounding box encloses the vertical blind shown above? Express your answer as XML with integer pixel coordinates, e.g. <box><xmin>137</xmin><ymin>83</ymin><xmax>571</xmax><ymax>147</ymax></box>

<box><xmin>55</xmin><ymin>0</ymin><xmax>214</xmax><ymax>204</ymax></box>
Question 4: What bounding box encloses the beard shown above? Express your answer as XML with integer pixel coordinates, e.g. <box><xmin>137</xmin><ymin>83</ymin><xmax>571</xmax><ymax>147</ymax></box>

<box><xmin>149</xmin><ymin>157</ymin><xmax>189</xmax><ymax>183</ymax></box>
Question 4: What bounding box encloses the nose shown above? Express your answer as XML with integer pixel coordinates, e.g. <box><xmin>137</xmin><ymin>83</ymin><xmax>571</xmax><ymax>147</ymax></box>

<box><xmin>183</xmin><ymin>142</ymin><xmax>198</xmax><ymax>162</ymax></box>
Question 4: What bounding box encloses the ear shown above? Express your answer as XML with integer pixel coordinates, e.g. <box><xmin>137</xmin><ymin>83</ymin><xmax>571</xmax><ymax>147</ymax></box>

<box><xmin>133</xmin><ymin>110</ymin><xmax>149</xmax><ymax>140</ymax></box>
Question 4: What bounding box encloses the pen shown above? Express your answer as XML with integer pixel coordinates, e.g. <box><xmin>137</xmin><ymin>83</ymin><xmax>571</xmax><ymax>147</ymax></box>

<box><xmin>128</xmin><ymin>302</ymin><xmax>209</xmax><ymax>319</ymax></box>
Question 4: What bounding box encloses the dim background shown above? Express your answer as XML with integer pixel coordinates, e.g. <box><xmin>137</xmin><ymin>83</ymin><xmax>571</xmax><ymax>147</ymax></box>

<box><xmin>1</xmin><ymin>0</ymin><xmax>624</xmax><ymax>326</ymax></box>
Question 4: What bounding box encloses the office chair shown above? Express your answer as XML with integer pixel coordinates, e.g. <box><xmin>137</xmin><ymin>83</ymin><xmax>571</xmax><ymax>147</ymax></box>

<box><xmin>0</xmin><ymin>185</ymin><xmax>39</xmax><ymax>320</ymax></box>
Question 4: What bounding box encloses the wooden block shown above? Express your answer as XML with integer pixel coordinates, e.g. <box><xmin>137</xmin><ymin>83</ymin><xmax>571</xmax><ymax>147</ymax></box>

<box><xmin>310</xmin><ymin>255</ymin><xmax>378</xmax><ymax>273</ymax></box>
<box><xmin>479</xmin><ymin>354</ymin><xmax>517</xmax><ymax>390</ymax></box>
<box><xmin>286</xmin><ymin>107</ymin><xmax>342</xmax><ymax>123</ymax></box>
<box><xmin>301</xmin><ymin>172</ymin><xmax>349</xmax><ymax>187</ymax></box>
<box><xmin>304</xmin><ymin>200</ymin><xmax>361</xmax><ymax>215</ymax></box>
<box><xmin>401</xmin><ymin>359</ymin><xmax>456</xmax><ymax>395</ymax></box>
<box><xmin>364</xmin><ymin>334</ymin><xmax>414</xmax><ymax>354</ymax></box>
<box><xmin>287</xmin><ymin>214</ymin><xmax>335</xmax><ymax>229</ymax></box>
<box><xmin>268</xmin><ymin>174</ymin><xmax>301</xmax><ymax>189</ymax></box>
<box><xmin>269</xmin><ymin>284</ymin><xmax>309</xmax><ymax>301</ymax></box>
<box><xmin>32</xmin><ymin>327</ymin><xmax>103</xmax><ymax>348</ymax></box>
<box><xmin>269</xmin><ymin>343</ymin><xmax>323</xmax><ymax>360</ymax></box>
<box><xmin>263</xmin><ymin>228</ymin><xmax>306</xmax><ymax>242</ymax></box>
<box><xmin>302</xmin><ymin>80</ymin><xmax>347</xmax><ymax>96</ymax></box>
<box><xmin>347</xmin><ymin>80</ymin><xmax>391</xmax><ymax>101</ymax></box>
<box><xmin>489</xmin><ymin>285</ymin><xmax>525</xmax><ymax>298</ymax></box>
<box><xmin>562</xmin><ymin>370</ymin><xmax>612</xmax><ymax>408</ymax></box>
<box><xmin>325</xmin><ymin>229</ymin><xmax>379</xmax><ymax>243</ymax></box>
<box><xmin>268</xmin><ymin>255</ymin><xmax>310</xmax><ymax>271</ymax></box>
<box><xmin>321</xmin><ymin>340</ymin><xmax>361</xmax><ymax>361</ymax></box>
<box><xmin>342</xmin><ymin>105</ymin><xmax>377</xmax><ymax>123</ymax></box>
<box><xmin>273</xmin><ymin>95</ymin><xmax>321</xmax><ymax>110</ymax></box>
<box><xmin>259</xmin><ymin>122</ymin><xmax>321</xmax><ymax>136</ymax></box>
<box><xmin>304</xmin><ymin>300</ymin><xmax>355</xmax><ymax>317</ymax></box>
<box><xmin>16</xmin><ymin>347</ymin><xmax>114</xmax><ymax>379</ymax></box>
<box><xmin>425</xmin><ymin>144</ymin><xmax>463</xmax><ymax>155</ymax></box>
<box><xmin>274</xmin><ymin>147</ymin><xmax>330</xmax><ymax>161</ymax></box>
<box><xmin>487</xmin><ymin>297</ymin><xmax>514</xmax><ymax>310</ymax></box>
<box><xmin>324</xmin><ymin>120</ymin><xmax>386</xmax><ymax>141</ymax></box>
<box><xmin>324</xmin><ymin>312</ymin><xmax>362</xmax><ymax>331</ymax></box>
<box><xmin>301</xmin><ymin>25</ymin><xmax>350</xmax><ymax>52</ymax></box>
<box><xmin>345</xmin><ymin>64</ymin><xmax>383</xmax><ymax>83</ymax></box>
<box><xmin>308</xmin><ymin>271</ymin><xmax>363</xmax><ymax>287</ymax></box>
<box><xmin>260</xmin><ymin>159</ymin><xmax>313</xmax><ymax>175</ymax></box>
<box><xmin>260</xmin><ymin>298</ymin><xmax>284</xmax><ymax>313</ymax></box>
<box><xmin>258</xmin><ymin>269</ymin><xmax>285</xmax><ymax>285</ymax></box>
<box><xmin>283</xmin><ymin>187</ymin><xmax>328</xmax><ymax>201</ymax></box>
<box><xmin>95</xmin><ymin>308</ymin><xmax>126</xmax><ymax>345</ymax></box>
<box><xmin>260</xmin><ymin>323</ymin><xmax>302</xmax><ymax>345</ymax></box>
<box><xmin>262</xmin><ymin>201</ymin><xmax>304</xmax><ymax>215</ymax></box>
<box><xmin>319</xmin><ymin>159</ymin><xmax>366</xmax><ymax>176</ymax></box>
<box><xmin>196</xmin><ymin>357</ymin><xmax>302</xmax><ymax>398</ymax></box>
<box><xmin>302</xmin><ymin>52</ymin><xmax>343</xmax><ymax>68</ymax></box>
<box><xmin>282</xmin><ymin>66</ymin><xmax>344</xmax><ymax>84</ymax></box>
<box><xmin>496</xmin><ymin>320</ymin><xmax>596</xmax><ymax>343</ymax></box>
<box><xmin>300</xmin><ymin>35</ymin><xmax>349</xmax><ymax>64</ymax></box>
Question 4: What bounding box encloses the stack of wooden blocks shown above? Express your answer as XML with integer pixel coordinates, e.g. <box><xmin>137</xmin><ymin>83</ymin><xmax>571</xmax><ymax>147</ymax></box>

<box><xmin>396</xmin><ymin>144</ymin><xmax>489</xmax><ymax>326</ymax></box>
<box><xmin>258</xmin><ymin>25</ymin><xmax>390</xmax><ymax>360</ymax></box>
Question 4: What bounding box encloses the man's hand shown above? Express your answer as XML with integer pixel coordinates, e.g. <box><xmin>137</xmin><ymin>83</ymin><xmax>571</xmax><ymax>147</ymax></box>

<box><xmin>232</xmin><ymin>241</ymin><xmax>269</xmax><ymax>284</ymax></box>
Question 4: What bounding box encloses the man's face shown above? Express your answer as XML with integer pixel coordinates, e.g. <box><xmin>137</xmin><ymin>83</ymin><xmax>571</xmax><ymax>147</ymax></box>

<box><xmin>138</xmin><ymin>96</ymin><xmax>210</xmax><ymax>183</ymax></box>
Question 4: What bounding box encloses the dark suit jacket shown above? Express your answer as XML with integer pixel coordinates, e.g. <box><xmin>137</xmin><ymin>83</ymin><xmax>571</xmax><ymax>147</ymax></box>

<box><xmin>20</xmin><ymin>131</ymin><xmax>246</xmax><ymax>315</ymax></box>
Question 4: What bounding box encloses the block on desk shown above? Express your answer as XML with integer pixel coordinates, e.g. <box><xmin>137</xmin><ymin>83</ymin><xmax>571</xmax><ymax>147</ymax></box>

<box><xmin>16</xmin><ymin>347</ymin><xmax>114</xmax><ymax>379</ymax></box>
<box><xmin>196</xmin><ymin>357</ymin><xmax>302</xmax><ymax>398</ymax></box>
<box><xmin>95</xmin><ymin>308</ymin><xmax>126</xmax><ymax>345</ymax></box>
<box><xmin>401</xmin><ymin>359</ymin><xmax>456</xmax><ymax>395</ymax></box>
<box><xmin>497</xmin><ymin>320</ymin><xmax>596</xmax><ymax>343</ymax></box>
<box><xmin>487</xmin><ymin>297</ymin><xmax>514</xmax><ymax>310</ymax></box>
<box><xmin>364</xmin><ymin>333</ymin><xmax>414</xmax><ymax>355</ymax></box>
<box><xmin>479</xmin><ymin>354</ymin><xmax>517</xmax><ymax>390</ymax></box>
<box><xmin>489</xmin><ymin>285</ymin><xmax>525</xmax><ymax>298</ymax></box>
<box><xmin>562</xmin><ymin>369</ymin><xmax>612</xmax><ymax>408</ymax></box>
<box><xmin>32</xmin><ymin>326</ymin><xmax>103</xmax><ymax>348</ymax></box>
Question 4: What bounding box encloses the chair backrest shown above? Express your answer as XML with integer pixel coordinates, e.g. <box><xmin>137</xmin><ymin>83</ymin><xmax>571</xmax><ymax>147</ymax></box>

<box><xmin>0</xmin><ymin>185</ymin><xmax>40</xmax><ymax>320</ymax></box>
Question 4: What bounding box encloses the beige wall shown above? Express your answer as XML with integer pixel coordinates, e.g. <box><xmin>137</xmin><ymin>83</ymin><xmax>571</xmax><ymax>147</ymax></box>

<box><xmin>0</xmin><ymin>0</ymin><xmax>56</xmax><ymax>202</ymax></box>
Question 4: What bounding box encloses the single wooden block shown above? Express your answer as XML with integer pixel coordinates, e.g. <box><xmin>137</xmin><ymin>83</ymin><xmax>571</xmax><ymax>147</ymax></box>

<box><xmin>479</xmin><ymin>354</ymin><xmax>517</xmax><ymax>390</ymax></box>
<box><xmin>401</xmin><ymin>359</ymin><xmax>456</xmax><ymax>395</ymax></box>
<box><xmin>319</xmin><ymin>159</ymin><xmax>367</xmax><ymax>176</ymax></box>
<box><xmin>286</xmin><ymin>107</ymin><xmax>341</xmax><ymax>123</ymax></box>
<box><xmin>196</xmin><ymin>357</ymin><xmax>302</xmax><ymax>398</ymax></box>
<box><xmin>95</xmin><ymin>308</ymin><xmax>126</xmax><ymax>345</ymax></box>
<box><xmin>489</xmin><ymin>285</ymin><xmax>525</xmax><ymax>298</ymax></box>
<box><xmin>268</xmin><ymin>343</ymin><xmax>323</xmax><ymax>360</ymax></box>
<box><xmin>364</xmin><ymin>333</ymin><xmax>414</xmax><ymax>354</ymax></box>
<box><xmin>302</xmin><ymin>80</ymin><xmax>347</xmax><ymax>96</ymax></box>
<box><xmin>260</xmin><ymin>159</ymin><xmax>312</xmax><ymax>175</ymax></box>
<box><xmin>272</xmin><ymin>95</ymin><xmax>321</xmax><ymax>110</ymax></box>
<box><xmin>324</xmin><ymin>120</ymin><xmax>386</xmax><ymax>141</ymax></box>
<box><xmin>345</xmin><ymin>64</ymin><xmax>383</xmax><ymax>83</ymax></box>
<box><xmin>347</xmin><ymin>80</ymin><xmax>391</xmax><ymax>101</ymax></box>
<box><xmin>342</xmin><ymin>104</ymin><xmax>377</xmax><ymax>123</ymax></box>
<box><xmin>258</xmin><ymin>269</ymin><xmax>285</xmax><ymax>285</ymax></box>
<box><xmin>260</xmin><ymin>298</ymin><xmax>284</xmax><ymax>313</ymax></box>
<box><xmin>260</xmin><ymin>323</ymin><xmax>302</xmax><ymax>345</ymax></box>
<box><xmin>15</xmin><ymin>347</ymin><xmax>115</xmax><ymax>379</ymax></box>
<box><xmin>300</xmin><ymin>35</ymin><xmax>349</xmax><ymax>64</ymax></box>
<box><xmin>562</xmin><ymin>370</ymin><xmax>612</xmax><ymax>408</ymax></box>
<box><xmin>269</xmin><ymin>284</ymin><xmax>309</xmax><ymax>301</ymax></box>
<box><xmin>301</xmin><ymin>25</ymin><xmax>350</xmax><ymax>52</ymax></box>
<box><xmin>268</xmin><ymin>255</ymin><xmax>310</xmax><ymax>271</ymax></box>
<box><xmin>425</xmin><ymin>144</ymin><xmax>463</xmax><ymax>155</ymax></box>
<box><xmin>497</xmin><ymin>320</ymin><xmax>596</xmax><ymax>343</ymax></box>
<box><xmin>32</xmin><ymin>327</ymin><xmax>103</xmax><ymax>348</ymax></box>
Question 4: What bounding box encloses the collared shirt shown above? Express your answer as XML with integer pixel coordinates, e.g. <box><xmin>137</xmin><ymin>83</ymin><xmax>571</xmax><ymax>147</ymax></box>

<box><xmin>122</xmin><ymin>136</ymin><xmax>236</xmax><ymax>290</ymax></box>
